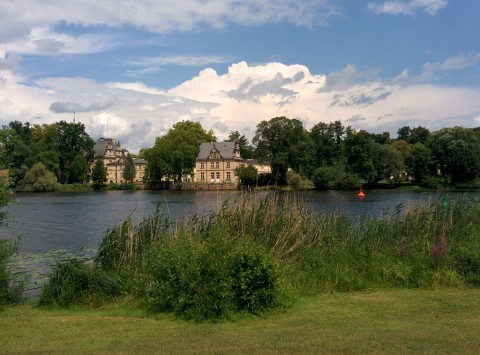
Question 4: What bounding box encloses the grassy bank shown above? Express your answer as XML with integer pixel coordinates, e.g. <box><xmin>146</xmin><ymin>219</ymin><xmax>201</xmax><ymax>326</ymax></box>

<box><xmin>1</xmin><ymin>289</ymin><xmax>479</xmax><ymax>353</ymax></box>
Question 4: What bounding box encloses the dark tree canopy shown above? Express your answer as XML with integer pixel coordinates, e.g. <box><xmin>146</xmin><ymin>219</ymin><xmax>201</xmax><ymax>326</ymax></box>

<box><xmin>144</xmin><ymin>121</ymin><xmax>216</xmax><ymax>184</ymax></box>
<box><xmin>253</xmin><ymin>116</ymin><xmax>307</xmax><ymax>185</ymax></box>
<box><xmin>123</xmin><ymin>154</ymin><xmax>136</xmax><ymax>183</ymax></box>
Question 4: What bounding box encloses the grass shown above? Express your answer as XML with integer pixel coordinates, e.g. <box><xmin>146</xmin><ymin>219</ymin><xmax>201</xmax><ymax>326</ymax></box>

<box><xmin>1</xmin><ymin>289</ymin><xmax>480</xmax><ymax>353</ymax></box>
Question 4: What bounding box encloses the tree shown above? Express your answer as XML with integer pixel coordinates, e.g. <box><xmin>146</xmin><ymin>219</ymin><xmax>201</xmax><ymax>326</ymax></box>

<box><xmin>123</xmin><ymin>154</ymin><xmax>136</xmax><ymax>183</ymax></box>
<box><xmin>234</xmin><ymin>165</ymin><xmax>258</xmax><ymax>187</ymax></box>
<box><xmin>228</xmin><ymin>131</ymin><xmax>254</xmax><ymax>159</ymax></box>
<box><xmin>69</xmin><ymin>154</ymin><xmax>89</xmax><ymax>184</ymax></box>
<box><xmin>404</xmin><ymin>143</ymin><xmax>432</xmax><ymax>185</ymax></box>
<box><xmin>428</xmin><ymin>127</ymin><xmax>480</xmax><ymax>184</ymax></box>
<box><xmin>45</xmin><ymin>121</ymin><xmax>94</xmax><ymax>184</ymax></box>
<box><xmin>253</xmin><ymin>117</ymin><xmax>307</xmax><ymax>185</ymax></box>
<box><xmin>16</xmin><ymin>163</ymin><xmax>59</xmax><ymax>192</ymax></box>
<box><xmin>344</xmin><ymin>130</ymin><xmax>376</xmax><ymax>183</ymax></box>
<box><xmin>371</xmin><ymin>143</ymin><xmax>404</xmax><ymax>182</ymax></box>
<box><xmin>310</xmin><ymin>121</ymin><xmax>346</xmax><ymax>168</ymax></box>
<box><xmin>91</xmin><ymin>160</ymin><xmax>107</xmax><ymax>190</ymax></box>
<box><xmin>145</xmin><ymin>121</ymin><xmax>216</xmax><ymax>184</ymax></box>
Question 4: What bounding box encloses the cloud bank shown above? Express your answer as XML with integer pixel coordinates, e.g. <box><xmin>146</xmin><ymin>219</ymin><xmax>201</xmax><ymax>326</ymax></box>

<box><xmin>2</xmin><ymin>59</ymin><xmax>479</xmax><ymax>153</ymax></box>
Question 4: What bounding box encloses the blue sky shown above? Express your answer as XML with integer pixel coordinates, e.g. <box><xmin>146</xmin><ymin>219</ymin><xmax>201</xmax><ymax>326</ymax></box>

<box><xmin>1</xmin><ymin>0</ymin><xmax>479</xmax><ymax>152</ymax></box>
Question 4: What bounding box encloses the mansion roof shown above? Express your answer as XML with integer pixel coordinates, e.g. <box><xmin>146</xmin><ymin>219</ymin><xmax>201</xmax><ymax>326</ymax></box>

<box><xmin>197</xmin><ymin>141</ymin><xmax>240</xmax><ymax>160</ymax></box>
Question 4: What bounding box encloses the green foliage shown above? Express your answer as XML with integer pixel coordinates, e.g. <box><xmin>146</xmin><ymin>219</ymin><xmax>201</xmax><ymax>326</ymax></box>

<box><xmin>144</xmin><ymin>121</ymin><xmax>216</xmax><ymax>184</ymax></box>
<box><xmin>428</xmin><ymin>126</ymin><xmax>480</xmax><ymax>183</ymax></box>
<box><xmin>235</xmin><ymin>165</ymin><xmax>258</xmax><ymax>187</ymax></box>
<box><xmin>16</xmin><ymin>162</ymin><xmax>59</xmax><ymax>192</ymax></box>
<box><xmin>286</xmin><ymin>170</ymin><xmax>314</xmax><ymax>190</ymax></box>
<box><xmin>95</xmin><ymin>206</ymin><xmax>172</xmax><ymax>273</ymax></box>
<box><xmin>69</xmin><ymin>154</ymin><xmax>89</xmax><ymax>183</ymax></box>
<box><xmin>39</xmin><ymin>259</ymin><xmax>124</xmax><ymax>307</ymax></box>
<box><xmin>145</xmin><ymin>236</ymin><xmax>280</xmax><ymax>321</ymax></box>
<box><xmin>253</xmin><ymin>116</ymin><xmax>307</xmax><ymax>185</ymax></box>
<box><xmin>0</xmin><ymin>120</ymin><xmax>94</xmax><ymax>187</ymax></box>
<box><xmin>312</xmin><ymin>166</ymin><xmax>361</xmax><ymax>190</ymax></box>
<box><xmin>91</xmin><ymin>160</ymin><xmax>107</xmax><ymax>190</ymax></box>
<box><xmin>344</xmin><ymin>130</ymin><xmax>376</xmax><ymax>183</ymax></box>
<box><xmin>122</xmin><ymin>154</ymin><xmax>136</xmax><ymax>183</ymax></box>
<box><xmin>0</xmin><ymin>239</ymin><xmax>25</xmax><ymax>305</ymax></box>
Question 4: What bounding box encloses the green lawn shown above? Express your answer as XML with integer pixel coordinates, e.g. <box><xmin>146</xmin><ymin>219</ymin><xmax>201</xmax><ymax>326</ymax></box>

<box><xmin>1</xmin><ymin>289</ymin><xmax>479</xmax><ymax>354</ymax></box>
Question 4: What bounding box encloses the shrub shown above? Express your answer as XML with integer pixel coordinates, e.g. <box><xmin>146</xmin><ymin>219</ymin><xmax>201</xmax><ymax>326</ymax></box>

<box><xmin>39</xmin><ymin>259</ymin><xmax>124</xmax><ymax>307</ymax></box>
<box><xmin>145</xmin><ymin>236</ymin><xmax>281</xmax><ymax>321</ymax></box>
<box><xmin>16</xmin><ymin>163</ymin><xmax>59</xmax><ymax>192</ymax></box>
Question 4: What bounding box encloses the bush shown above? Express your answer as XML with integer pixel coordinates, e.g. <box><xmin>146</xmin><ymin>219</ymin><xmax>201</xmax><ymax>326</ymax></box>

<box><xmin>286</xmin><ymin>170</ymin><xmax>314</xmax><ymax>190</ymax></box>
<box><xmin>145</xmin><ymin>236</ymin><xmax>281</xmax><ymax>321</ymax></box>
<box><xmin>0</xmin><ymin>239</ymin><xmax>25</xmax><ymax>305</ymax></box>
<box><xmin>39</xmin><ymin>259</ymin><xmax>124</xmax><ymax>307</ymax></box>
<box><xmin>16</xmin><ymin>163</ymin><xmax>59</xmax><ymax>192</ymax></box>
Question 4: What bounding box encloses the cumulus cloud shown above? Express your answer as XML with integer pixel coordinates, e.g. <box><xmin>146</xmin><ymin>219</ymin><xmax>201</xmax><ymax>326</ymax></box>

<box><xmin>368</xmin><ymin>0</ymin><xmax>448</xmax><ymax>16</ymax></box>
<box><xmin>1</xmin><ymin>60</ymin><xmax>480</xmax><ymax>152</ymax></box>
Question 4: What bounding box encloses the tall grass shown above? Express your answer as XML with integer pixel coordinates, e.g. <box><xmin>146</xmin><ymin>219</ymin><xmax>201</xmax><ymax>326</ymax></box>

<box><xmin>0</xmin><ymin>238</ymin><xmax>25</xmax><ymax>305</ymax></box>
<box><xmin>40</xmin><ymin>192</ymin><xmax>480</xmax><ymax>320</ymax></box>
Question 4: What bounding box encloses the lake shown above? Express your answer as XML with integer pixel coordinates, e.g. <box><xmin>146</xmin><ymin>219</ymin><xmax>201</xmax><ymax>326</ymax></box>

<box><xmin>1</xmin><ymin>189</ymin><xmax>477</xmax><ymax>298</ymax></box>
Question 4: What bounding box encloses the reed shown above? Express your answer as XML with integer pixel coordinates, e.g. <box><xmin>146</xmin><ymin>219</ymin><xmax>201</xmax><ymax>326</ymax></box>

<box><xmin>38</xmin><ymin>192</ymin><xmax>480</xmax><ymax>320</ymax></box>
<box><xmin>0</xmin><ymin>238</ymin><xmax>25</xmax><ymax>305</ymax></box>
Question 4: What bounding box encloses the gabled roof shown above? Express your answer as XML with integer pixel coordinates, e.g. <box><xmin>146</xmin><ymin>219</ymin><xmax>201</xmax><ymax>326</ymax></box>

<box><xmin>197</xmin><ymin>141</ymin><xmax>238</xmax><ymax>160</ymax></box>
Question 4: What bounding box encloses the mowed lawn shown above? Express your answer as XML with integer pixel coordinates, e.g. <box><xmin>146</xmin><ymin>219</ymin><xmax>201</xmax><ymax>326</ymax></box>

<box><xmin>1</xmin><ymin>289</ymin><xmax>479</xmax><ymax>354</ymax></box>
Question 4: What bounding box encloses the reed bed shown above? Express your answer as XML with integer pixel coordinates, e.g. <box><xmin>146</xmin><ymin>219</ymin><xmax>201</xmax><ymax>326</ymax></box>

<box><xmin>37</xmin><ymin>192</ymin><xmax>480</xmax><ymax>320</ymax></box>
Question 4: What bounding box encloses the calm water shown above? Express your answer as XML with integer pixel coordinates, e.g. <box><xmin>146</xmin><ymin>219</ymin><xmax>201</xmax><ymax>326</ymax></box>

<box><xmin>1</xmin><ymin>189</ymin><xmax>477</xmax><ymax>298</ymax></box>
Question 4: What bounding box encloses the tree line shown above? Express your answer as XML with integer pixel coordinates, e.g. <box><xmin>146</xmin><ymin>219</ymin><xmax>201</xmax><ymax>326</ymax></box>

<box><xmin>138</xmin><ymin>117</ymin><xmax>480</xmax><ymax>190</ymax></box>
<box><xmin>2</xmin><ymin>117</ymin><xmax>480</xmax><ymax>191</ymax></box>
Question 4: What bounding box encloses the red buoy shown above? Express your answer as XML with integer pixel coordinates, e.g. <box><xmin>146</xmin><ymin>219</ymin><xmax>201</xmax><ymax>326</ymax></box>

<box><xmin>358</xmin><ymin>187</ymin><xmax>365</xmax><ymax>198</ymax></box>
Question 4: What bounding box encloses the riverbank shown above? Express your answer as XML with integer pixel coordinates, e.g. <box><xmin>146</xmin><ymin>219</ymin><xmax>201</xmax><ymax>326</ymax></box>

<box><xmin>1</xmin><ymin>289</ymin><xmax>479</xmax><ymax>353</ymax></box>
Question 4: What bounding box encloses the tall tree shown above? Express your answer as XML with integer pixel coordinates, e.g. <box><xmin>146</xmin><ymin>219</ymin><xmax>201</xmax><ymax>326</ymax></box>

<box><xmin>253</xmin><ymin>116</ymin><xmax>307</xmax><ymax>185</ymax></box>
<box><xmin>344</xmin><ymin>130</ymin><xmax>376</xmax><ymax>183</ymax></box>
<box><xmin>123</xmin><ymin>154</ymin><xmax>136</xmax><ymax>183</ymax></box>
<box><xmin>46</xmin><ymin>121</ymin><xmax>94</xmax><ymax>184</ymax></box>
<box><xmin>145</xmin><ymin>121</ymin><xmax>216</xmax><ymax>184</ymax></box>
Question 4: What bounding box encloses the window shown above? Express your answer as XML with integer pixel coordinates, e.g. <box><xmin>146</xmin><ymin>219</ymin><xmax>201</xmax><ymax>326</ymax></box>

<box><xmin>216</xmin><ymin>172</ymin><xmax>220</xmax><ymax>180</ymax></box>
<box><xmin>226</xmin><ymin>162</ymin><xmax>230</xmax><ymax>168</ymax></box>
<box><xmin>211</xmin><ymin>172</ymin><xmax>215</xmax><ymax>180</ymax></box>
<box><xmin>226</xmin><ymin>172</ymin><xmax>231</xmax><ymax>180</ymax></box>
<box><xmin>200</xmin><ymin>163</ymin><xmax>205</xmax><ymax>169</ymax></box>
<box><xmin>200</xmin><ymin>172</ymin><xmax>205</xmax><ymax>180</ymax></box>
<box><xmin>215</xmin><ymin>162</ymin><xmax>219</xmax><ymax>168</ymax></box>
<box><xmin>211</xmin><ymin>162</ymin><xmax>215</xmax><ymax>168</ymax></box>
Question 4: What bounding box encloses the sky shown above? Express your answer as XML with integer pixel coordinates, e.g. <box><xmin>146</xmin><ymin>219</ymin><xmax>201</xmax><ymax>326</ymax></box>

<box><xmin>1</xmin><ymin>0</ymin><xmax>479</xmax><ymax>153</ymax></box>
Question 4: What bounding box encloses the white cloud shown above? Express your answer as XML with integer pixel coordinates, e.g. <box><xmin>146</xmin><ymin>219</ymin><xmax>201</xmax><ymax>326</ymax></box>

<box><xmin>3</xmin><ymin>27</ymin><xmax>117</xmax><ymax>55</ymax></box>
<box><xmin>1</xmin><ymin>60</ymin><xmax>480</xmax><ymax>153</ymax></box>
<box><xmin>368</xmin><ymin>0</ymin><xmax>448</xmax><ymax>16</ymax></box>
<box><xmin>418</xmin><ymin>52</ymin><xmax>480</xmax><ymax>81</ymax></box>
<box><xmin>0</xmin><ymin>1</ymin><xmax>340</xmax><ymax>44</ymax></box>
